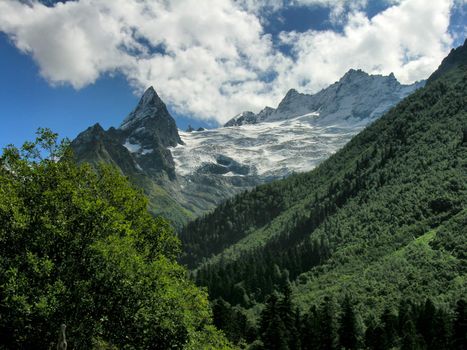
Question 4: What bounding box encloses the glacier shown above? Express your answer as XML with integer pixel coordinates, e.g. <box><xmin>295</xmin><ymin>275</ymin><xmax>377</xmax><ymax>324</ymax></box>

<box><xmin>170</xmin><ymin>112</ymin><xmax>363</xmax><ymax>179</ymax></box>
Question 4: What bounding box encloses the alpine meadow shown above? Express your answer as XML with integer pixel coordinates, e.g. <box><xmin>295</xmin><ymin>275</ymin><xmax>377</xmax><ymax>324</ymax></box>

<box><xmin>0</xmin><ymin>1</ymin><xmax>466</xmax><ymax>349</ymax></box>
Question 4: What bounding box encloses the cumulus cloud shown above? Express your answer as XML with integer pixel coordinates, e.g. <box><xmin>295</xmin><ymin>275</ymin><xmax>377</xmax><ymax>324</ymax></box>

<box><xmin>278</xmin><ymin>0</ymin><xmax>453</xmax><ymax>90</ymax></box>
<box><xmin>0</xmin><ymin>0</ymin><xmax>457</xmax><ymax>124</ymax></box>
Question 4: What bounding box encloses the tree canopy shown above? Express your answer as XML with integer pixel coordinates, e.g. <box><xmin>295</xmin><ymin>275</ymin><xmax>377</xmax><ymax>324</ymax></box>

<box><xmin>0</xmin><ymin>129</ymin><xmax>233</xmax><ymax>349</ymax></box>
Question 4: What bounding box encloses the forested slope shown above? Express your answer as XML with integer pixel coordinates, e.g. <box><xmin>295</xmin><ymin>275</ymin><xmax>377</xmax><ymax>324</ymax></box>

<box><xmin>180</xmin><ymin>40</ymin><xmax>467</xmax><ymax>322</ymax></box>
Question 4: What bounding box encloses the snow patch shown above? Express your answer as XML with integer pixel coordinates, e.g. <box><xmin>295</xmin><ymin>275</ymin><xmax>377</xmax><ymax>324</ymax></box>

<box><xmin>123</xmin><ymin>139</ymin><xmax>141</xmax><ymax>153</ymax></box>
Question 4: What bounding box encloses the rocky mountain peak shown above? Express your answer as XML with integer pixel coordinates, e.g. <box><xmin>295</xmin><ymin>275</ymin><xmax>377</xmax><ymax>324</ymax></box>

<box><xmin>341</xmin><ymin>68</ymin><xmax>368</xmax><ymax>80</ymax></box>
<box><xmin>72</xmin><ymin>86</ymin><xmax>183</xmax><ymax>182</ymax></box>
<box><xmin>283</xmin><ymin>88</ymin><xmax>300</xmax><ymax>100</ymax></box>
<box><xmin>73</xmin><ymin>123</ymin><xmax>106</xmax><ymax>144</ymax></box>
<box><xmin>137</xmin><ymin>86</ymin><xmax>162</xmax><ymax>108</ymax></box>
<box><xmin>223</xmin><ymin>69</ymin><xmax>425</xmax><ymax>127</ymax></box>
<box><xmin>119</xmin><ymin>86</ymin><xmax>182</xmax><ymax>147</ymax></box>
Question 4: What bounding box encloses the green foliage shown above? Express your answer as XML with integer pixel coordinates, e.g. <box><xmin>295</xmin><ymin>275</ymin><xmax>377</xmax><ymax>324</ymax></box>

<box><xmin>221</xmin><ymin>288</ymin><xmax>464</xmax><ymax>350</ymax></box>
<box><xmin>0</xmin><ymin>129</ymin><xmax>234</xmax><ymax>349</ymax></box>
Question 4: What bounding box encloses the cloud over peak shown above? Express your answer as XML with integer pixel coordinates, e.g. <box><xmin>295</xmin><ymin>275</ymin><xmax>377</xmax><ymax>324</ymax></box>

<box><xmin>0</xmin><ymin>0</ymin><xmax>458</xmax><ymax>123</ymax></box>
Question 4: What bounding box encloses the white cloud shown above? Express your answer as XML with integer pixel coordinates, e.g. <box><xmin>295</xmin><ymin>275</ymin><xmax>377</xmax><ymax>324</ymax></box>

<box><xmin>279</xmin><ymin>0</ymin><xmax>454</xmax><ymax>91</ymax></box>
<box><xmin>0</xmin><ymin>0</ymin><xmax>457</xmax><ymax>124</ymax></box>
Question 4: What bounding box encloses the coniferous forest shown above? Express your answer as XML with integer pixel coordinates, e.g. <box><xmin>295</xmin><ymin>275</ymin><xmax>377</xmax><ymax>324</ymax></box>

<box><xmin>178</xmin><ymin>42</ymin><xmax>467</xmax><ymax>348</ymax></box>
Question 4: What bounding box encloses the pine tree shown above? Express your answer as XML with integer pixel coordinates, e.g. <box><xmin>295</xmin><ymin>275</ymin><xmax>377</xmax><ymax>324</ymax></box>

<box><xmin>398</xmin><ymin>300</ymin><xmax>420</xmax><ymax>350</ymax></box>
<box><xmin>278</xmin><ymin>284</ymin><xmax>296</xmax><ymax>348</ymax></box>
<box><xmin>338</xmin><ymin>295</ymin><xmax>358</xmax><ymax>350</ymax></box>
<box><xmin>400</xmin><ymin>319</ymin><xmax>419</xmax><ymax>350</ymax></box>
<box><xmin>291</xmin><ymin>307</ymin><xmax>302</xmax><ymax>350</ymax></box>
<box><xmin>431</xmin><ymin>308</ymin><xmax>451</xmax><ymax>350</ymax></box>
<box><xmin>212</xmin><ymin>298</ymin><xmax>232</xmax><ymax>334</ymax></box>
<box><xmin>302</xmin><ymin>305</ymin><xmax>319</xmax><ymax>350</ymax></box>
<box><xmin>381</xmin><ymin>307</ymin><xmax>398</xmax><ymax>349</ymax></box>
<box><xmin>418</xmin><ymin>299</ymin><xmax>437</xmax><ymax>348</ymax></box>
<box><xmin>260</xmin><ymin>294</ymin><xmax>289</xmax><ymax>350</ymax></box>
<box><xmin>365</xmin><ymin>323</ymin><xmax>385</xmax><ymax>350</ymax></box>
<box><xmin>317</xmin><ymin>296</ymin><xmax>338</xmax><ymax>350</ymax></box>
<box><xmin>452</xmin><ymin>299</ymin><xmax>467</xmax><ymax>350</ymax></box>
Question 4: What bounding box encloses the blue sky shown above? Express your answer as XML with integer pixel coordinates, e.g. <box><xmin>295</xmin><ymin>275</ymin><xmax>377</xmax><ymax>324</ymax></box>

<box><xmin>0</xmin><ymin>0</ymin><xmax>465</xmax><ymax>149</ymax></box>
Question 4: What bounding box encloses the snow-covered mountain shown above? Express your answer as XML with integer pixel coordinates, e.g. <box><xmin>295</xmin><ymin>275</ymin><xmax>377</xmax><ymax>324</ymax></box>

<box><xmin>169</xmin><ymin>70</ymin><xmax>424</xmax><ymax>208</ymax></box>
<box><xmin>225</xmin><ymin>69</ymin><xmax>424</xmax><ymax>127</ymax></box>
<box><xmin>72</xmin><ymin>69</ymin><xmax>424</xmax><ymax>226</ymax></box>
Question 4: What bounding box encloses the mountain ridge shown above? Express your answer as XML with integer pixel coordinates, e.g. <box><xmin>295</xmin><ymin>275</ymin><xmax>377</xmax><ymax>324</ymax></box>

<box><xmin>180</xmin><ymin>40</ymin><xmax>467</xmax><ymax>323</ymax></box>
<box><xmin>224</xmin><ymin>69</ymin><xmax>425</xmax><ymax>127</ymax></box>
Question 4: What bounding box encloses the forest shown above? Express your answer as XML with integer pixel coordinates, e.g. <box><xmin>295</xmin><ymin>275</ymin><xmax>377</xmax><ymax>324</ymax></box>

<box><xmin>179</xmin><ymin>44</ymin><xmax>467</xmax><ymax>348</ymax></box>
<box><xmin>212</xmin><ymin>286</ymin><xmax>466</xmax><ymax>350</ymax></box>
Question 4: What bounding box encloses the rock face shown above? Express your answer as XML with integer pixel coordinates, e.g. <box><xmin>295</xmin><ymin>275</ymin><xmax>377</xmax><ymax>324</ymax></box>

<box><xmin>121</xmin><ymin>87</ymin><xmax>182</xmax><ymax>148</ymax></box>
<box><xmin>224</xmin><ymin>107</ymin><xmax>275</xmax><ymax>127</ymax></box>
<box><xmin>224</xmin><ymin>69</ymin><xmax>425</xmax><ymax>127</ymax></box>
<box><xmin>72</xmin><ymin>86</ymin><xmax>183</xmax><ymax>180</ymax></box>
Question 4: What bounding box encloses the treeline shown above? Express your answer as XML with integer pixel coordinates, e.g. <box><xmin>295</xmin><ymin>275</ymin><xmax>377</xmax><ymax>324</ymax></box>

<box><xmin>213</xmin><ymin>286</ymin><xmax>467</xmax><ymax>350</ymax></box>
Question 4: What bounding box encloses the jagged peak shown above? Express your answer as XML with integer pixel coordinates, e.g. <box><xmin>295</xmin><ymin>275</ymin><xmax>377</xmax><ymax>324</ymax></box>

<box><xmin>139</xmin><ymin>86</ymin><xmax>158</xmax><ymax>103</ymax></box>
<box><xmin>284</xmin><ymin>88</ymin><xmax>299</xmax><ymax>99</ymax></box>
<box><xmin>136</xmin><ymin>86</ymin><xmax>164</xmax><ymax>109</ymax></box>
<box><xmin>84</xmin><ymin>123</ymin><xmax>105</xmax><ymax>135</ymax></box>
<box><xmin>90</xmin><ymin>122</ymin><xmax>103</xmax><ymax>130</ymax></box>
<box><xmin>120</xmin><ymin>86</ymin><xmax>168</xmax><ymax>130</ymax></box>
<box><xmin>340</xmin><ymin>68</ymin><xmax>369</xmax><ymax>81</ymax></box>
<box><xmin>72</xmin><ymin>123</ymin><xmax>106</xmax><ymax>145</ymax></box>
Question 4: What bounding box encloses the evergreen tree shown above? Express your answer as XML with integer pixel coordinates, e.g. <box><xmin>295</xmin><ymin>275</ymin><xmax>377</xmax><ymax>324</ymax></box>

<box><xmin>400</xmin><ymin>319</ymin><xmax>420</xmax><ymax>350</ymax></box>
<box><xmin>418</xmin><ymin>299</ymin><xmax>437</xmax><ymax>348</ymax></box>
<box><xmin>381</xmin><ymin>308</ymin><xmax>398</xmax><ymax>349</ymax></box>
<box><xmin>260</xmin><ymin>294</ymin><xmax>289</xmax><ymax>350</ymax></box>
<box><xmin>302</xmin><ymin>305</ymin><xmax>319</xmax><ymax>350</ymax></box>
<box><xmin>431</xmin><ymin>308</ymin><xmax>451</xmax><ymax>350</ymax></box>
<box><xmin>365</xmin><ymin>323</ymin><xmax>385</xmax><ymax>350</ymax></box>
<box><xmin>291</xmin><ymin>307</ymin><xmax>302</xmax><ymax>350</ymax></box>
<box><xmin>278</xmin><ymin>284</ymin><xmax>297</xmax><ymax>349</ymax></box>
<box><xmin>452</xmin><ymin>299</ymin><xmax>467</xmax><ymax>350</ymax></box>
<box><xmin>317</xmin><ymin>296</ymin><xmax>338</xmax><ymax>350</ymax></box>
<box><xmin>338</xmin><ymin>295</ymin><xmax>359</xmax><ymax>350</ymax></box>
<box><xmin>398</xmin><ymin>300</ymin><xmax>420</xmax><ymax>350</ymax></box>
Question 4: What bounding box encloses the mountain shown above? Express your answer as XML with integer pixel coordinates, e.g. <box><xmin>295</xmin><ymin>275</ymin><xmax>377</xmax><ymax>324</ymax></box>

<box><xmin>180</xmin><ymin>40</ymin><xmax>467</xmax><ymax>325</ymax></box>
<box><xmin>71</xmin><ymin>87</ymin><xmax>194</xmax><ymax>226</ymax></box>
<box><xmin>72</xmin><ymin>71</ymin><xmax>423</xmax><ymax>228</ymax></box>
<box><xmin>72</xmin><ymin>86</ymin><xmax>182</xmax><ymax>179</ymax></box>
<box><xmin>224</xmin><ymin>69</ymin><xmax>424</xmax><ymax>127</ymax></box>
<box><xmin>169</xmin><ymin>71</ymin><xmax>424</xmax><ymax>214</ymax></box>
